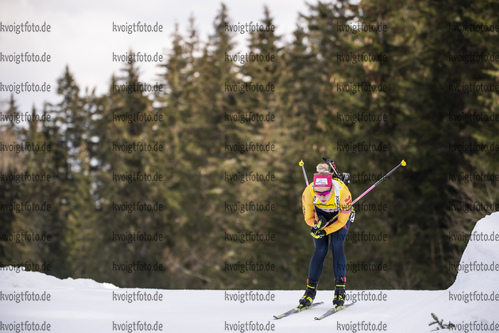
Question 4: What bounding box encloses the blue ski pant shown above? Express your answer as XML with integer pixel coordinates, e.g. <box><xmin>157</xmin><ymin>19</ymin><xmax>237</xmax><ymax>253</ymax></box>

<box><xmin>307</xmin><ymin>218</ymin><xmax>350</xmax><ymax>282</ymax></box>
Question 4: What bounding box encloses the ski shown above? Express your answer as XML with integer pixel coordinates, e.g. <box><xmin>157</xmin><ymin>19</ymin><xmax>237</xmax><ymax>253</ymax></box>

<box><xmin>314</xmin><ymin>303</ymin><xmax>354</xmax><ymax>320</ymax></box>
<box><xmin>273</xmin><ymin>301</ymin><xmax>324</xmax><ymax>320</ymax></box>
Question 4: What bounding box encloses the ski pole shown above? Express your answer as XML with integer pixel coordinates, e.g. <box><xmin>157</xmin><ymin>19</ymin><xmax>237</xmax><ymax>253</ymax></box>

<box><xmin>320</xmin><ymin>159</ymin><xmax>407</xmax><ymax>230</ymax></box>
<box><xmin>299</xmin><ymin>160</ymin><xmax>319</xmax><ymax>220</ymax></box>
<box><xmin>298</xmin><ymin>160</ymin><xmax>310</xmax><ymax>186</ymax></box>
<box><xmin>351</xmin><ymin>159</ymin><xmax>406</xmax><ymax>205</ymax></box>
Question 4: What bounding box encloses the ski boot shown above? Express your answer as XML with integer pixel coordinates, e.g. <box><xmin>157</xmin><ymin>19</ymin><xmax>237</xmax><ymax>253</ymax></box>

<box><xmin>298</xmin><ymin>279</ymin><xmax>318</xmax><ymax>308</ymax></box>
<box><xmin>333</xmin><ymin>277</ymin><xmax>346</xmax><ymax>307</ymax></box>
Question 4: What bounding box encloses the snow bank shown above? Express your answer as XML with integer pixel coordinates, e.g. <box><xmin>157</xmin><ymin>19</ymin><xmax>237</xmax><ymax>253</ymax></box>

<box><xmin>434</xmin><ymin>212</ymin><xmax>499</xmax><ymax>330</ymax></box>
<box><xmin>449</xmin><ymin>212</ymin><xmax>499</xmax><ymax>292</ymax></box>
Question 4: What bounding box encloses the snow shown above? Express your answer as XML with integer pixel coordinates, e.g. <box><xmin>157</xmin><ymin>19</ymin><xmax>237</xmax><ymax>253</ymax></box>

<box><xmin>1</xmin><ymin>213</ymin><xmax>498</xmax><ymax>333</ymax></box>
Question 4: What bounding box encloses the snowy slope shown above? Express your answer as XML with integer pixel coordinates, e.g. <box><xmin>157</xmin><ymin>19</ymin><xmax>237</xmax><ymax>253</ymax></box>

<box><xmin>1</xmin><ymin>213</ymin><xmax>498</xmax><ymax>333</ymax></box>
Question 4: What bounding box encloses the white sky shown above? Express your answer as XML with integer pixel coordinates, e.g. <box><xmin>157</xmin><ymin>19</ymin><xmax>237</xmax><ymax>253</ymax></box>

<box><xmin>0</xmin><ymin>0</ymin><xmax>312</xmax><ymax>113</ymax></box>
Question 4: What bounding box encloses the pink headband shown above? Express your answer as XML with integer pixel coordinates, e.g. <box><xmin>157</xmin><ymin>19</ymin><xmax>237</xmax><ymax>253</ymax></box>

<box><xmin>313</xmin><ymin>174</ymin><xmax>332</xmax><ymax>187</ymax></box>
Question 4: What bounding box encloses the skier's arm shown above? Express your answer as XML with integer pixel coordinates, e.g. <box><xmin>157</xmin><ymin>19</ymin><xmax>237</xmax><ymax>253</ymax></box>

<box><xmin>323</xmin><ymin>188</ymin><xmax>352</xmax><ymax>235</ymax></box>
<box><xmin>302</xmin><ymin>185</ymin><xmax>317</xmax><ymax>227</ymax></box>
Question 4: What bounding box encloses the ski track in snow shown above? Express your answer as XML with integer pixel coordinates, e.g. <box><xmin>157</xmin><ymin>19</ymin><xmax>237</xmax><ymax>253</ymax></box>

<box><xmin>1</xmin><ymin>213</ymin><xmax>498</xmax><ymax>332</ymax></box>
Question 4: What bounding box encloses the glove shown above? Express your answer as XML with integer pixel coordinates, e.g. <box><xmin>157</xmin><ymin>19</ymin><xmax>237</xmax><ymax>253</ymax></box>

<box><xmin>314</xmin><ymin>215</ymin><xmax>328</xmax><ymax>229</ymax></box>
<box><xmin>310</xmin><ymin>227</ymin><xmax>327</xmax><ymax>239</ymax></box>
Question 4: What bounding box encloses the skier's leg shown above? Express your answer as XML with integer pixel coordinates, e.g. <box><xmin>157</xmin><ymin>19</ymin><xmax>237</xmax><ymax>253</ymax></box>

<box><xmin>299</xmin><ymin>235</ymin><xmax>329</xmax><ymax>306</ymax></box>
<box><xmin>331</xmin><ymin>218</ymin><xmax>351</xmax><ymax>306</ymax></box>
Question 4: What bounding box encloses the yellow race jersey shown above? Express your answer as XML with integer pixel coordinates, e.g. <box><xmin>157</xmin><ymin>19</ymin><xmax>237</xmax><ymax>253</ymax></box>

<box><xmin>302</xmin><ymin>178</ymin><xmax>353</xmax><ymax>235</ymax></box>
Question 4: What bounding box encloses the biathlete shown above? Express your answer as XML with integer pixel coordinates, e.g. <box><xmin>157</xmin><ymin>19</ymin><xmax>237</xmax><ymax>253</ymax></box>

<box><xmin>299</xmin><ymin>162</ymin><xmax>353</xmax><ymax>308</ymax></box>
